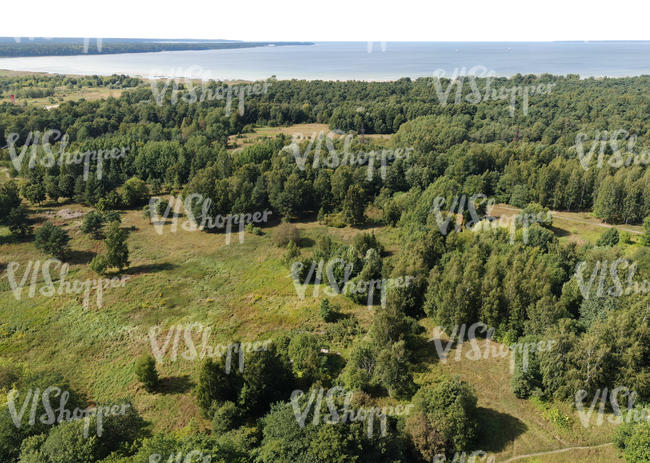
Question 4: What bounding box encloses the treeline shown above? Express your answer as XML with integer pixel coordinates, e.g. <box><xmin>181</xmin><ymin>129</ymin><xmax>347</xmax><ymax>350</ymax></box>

<box><xmin>0</xmin><ymin>39</ymin><xmax>313</xmax><ymax>57</ymax></box>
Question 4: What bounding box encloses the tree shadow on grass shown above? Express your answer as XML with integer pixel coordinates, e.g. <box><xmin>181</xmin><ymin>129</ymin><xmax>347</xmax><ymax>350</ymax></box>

<box><xmin>409</xmin><ymin>336</ymin><xmax>460</xmax><ymax>371</ymax></box>
<box><xmin>65</xmin><ymin>249</ymin><xmax>96</xmax><ymax>265</ymax></box>
<box><xmin>122</xmin><ymin>262</ymin><xmax>177</xmax><ymax>276</ymax></box>
<box><xmin>474</xmin><ymin>407</ymin><xmax>528</xmax><ymax>453</ymax></box>
<box><xmin>550</xmin><ymin>225</ymin><xmax>570</xmax><ymax>237</ymax></box>
<box><xmin>158</xmin><ymin>375</ymin><xmax>194</xmax><ymax>395</ymax></box>
<box><xmin>0</xmin><ymin>233</ymin><xmax>33</xmax><ymax>246</ymax></box>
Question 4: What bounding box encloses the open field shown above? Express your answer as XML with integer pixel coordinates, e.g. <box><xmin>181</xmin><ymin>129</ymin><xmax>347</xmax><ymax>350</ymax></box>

<box><xmin>489</xmin><ymin>203</ymin><xmax>643</xmax><ymax>246</ymax></box>
<box><xmin>228</xmin><ymin>123</ymin><xmax>393</xmax><ymax>150</ymax></box>
<box><xmin>0</xmin><ymin>197</ymin><xmax>631</xmax><ymax>461</ymax></box>
<box><xmin>0</xmin><ymin>200</ymin><xmax>401</xmax><ymax>431</ymax></box>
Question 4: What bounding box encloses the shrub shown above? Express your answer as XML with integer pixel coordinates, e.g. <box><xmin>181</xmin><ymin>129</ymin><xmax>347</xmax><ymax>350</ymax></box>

<box><xmin>282</xmin><ymin>240</ymin><xmax>301</xmax><ymax>266</ymax></box>
<box><xmin>272</xmin><ymin>222</ymin><xmax>300</xmax><ymax>247</ymax></box>
<box><xmin>89</xmin><ymin>255</ymin><xmax>108</xmax><ymax>275</ymax></box>
<box><xmin>120</xmin><ymin>177</ymin><xmax>149</xmax><ymax>208</ymax></box>
<box><xmin>135</xmin><ymin>355</ymin><xmax>158</xmax><ymax>392</ymax></box>
<box><xmin>105</xmin><ymin>221</ymin><xmax>129</xmax><ymax>271</ymax></box>
<box><xmin>596</xmin><ymin>227</ymin><xmax>619</xmax><ymax>247</ymax></box>
<box><xmin>405</xmin><ymin>377</ymin><xmax>478</xmax><ymax>460</ymax></box>
<box><xmin>211</xmin><ymin>401</ymin><xmax>240</xmax><ymax>433</ymax></box>
<box><xmin>319</xmin><ymin>299</ymin><xmax>336</xmax><ymax>322</ymax></box>
<box><xmin>7</xmin><ymin>206</ymin><xmax>31</xmax><ymax>236</ymax></box>
<box><xmin>34</xmin><ymin>223</ymin><xmax>70</xmax><ymax>259</ymax></box>
<box><xmin>155</xmin><ymin>198</ymin><xmax>170</xmax><ymax>216</ymax></box>
<box><xmin>245</xmin><ymin>223</ymin><xmax>262</xmax><ymax>235</ymax></box>
<box><xmin>81</xmin><ymin>211</ymin><xmax>105</xmax><ymax>239</ymax></box>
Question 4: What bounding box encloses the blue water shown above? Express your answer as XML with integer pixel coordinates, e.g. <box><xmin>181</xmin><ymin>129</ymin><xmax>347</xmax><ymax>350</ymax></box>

<box><xmin>0</xmin><ymin>41</ymin><xmax>649</xmax><ymax>80</ymax></box>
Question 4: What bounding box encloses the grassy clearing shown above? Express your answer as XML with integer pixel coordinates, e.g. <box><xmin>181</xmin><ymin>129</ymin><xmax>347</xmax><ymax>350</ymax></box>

<box><xmin>0</xmin><ymin>200</ymin><xmax>628</xmax><ymax>460</ymax></box>
<box><xmin>414</xmin><ymin>321</ymin><xmax>623</xmax><ymax>462</ymax></box>
<box><xmin>228</xmin><ymin>122</ymin><xmax>392</xmax><ymax>150</ymax></box>
<box><xmin>489</xmin><ymin>203</ymin><xmax>643</xmax><ymax>246</ymax></box>
<box><xmin>0</xmin><ymin>201</ymin><xmax>392</xmax><ymax>431</ymax></box>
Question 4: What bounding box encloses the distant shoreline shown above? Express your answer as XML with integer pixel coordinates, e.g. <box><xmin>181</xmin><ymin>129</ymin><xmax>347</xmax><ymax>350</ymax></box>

<box><xmin>0</xmin><ymin>38</ymin><xmax>314</xmax><ymax>58</ymax></box>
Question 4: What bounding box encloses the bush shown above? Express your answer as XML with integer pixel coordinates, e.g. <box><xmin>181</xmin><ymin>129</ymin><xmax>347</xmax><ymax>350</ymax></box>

<box><xmin>81</xmin><ymin>211</ymin><xmax>105</xmax><ymax>239</ymax></box>
<box><xmin>596</xmin><ymin>227</ymin><xmax>619</xmax><ymax>247</ymax></box>
<box><xmin>405</xmin><ymin>377</ymin><xmax>478</xmax><ymax>460</ymax></box>
<box><xmin>245</xmin><ymin>222</ymin><xmax>262</xmax><ymax>235</ymax></box>
<box><xmin>353</xmin><ymin>232</ymin><xmax>384</xmax><ymax>257</ymax></box>
<box><xmin>272</xmin><ymin>222</ymin><xmax>300</xmax><ymax>247</ymax></box>
<box><xmin>319</xmin><ymin>299</ymin><xmax>336</xmax><ymax>322</ymax></box>
<box><xmin>120</xmin><ymin>177</ymin><xmax>149</xmax><ymax>208</ymax></box>
<box><xmin>211</xmin><ymin>401</ymin><xmax>240</xmax><ymax>433</ymax></box>
<box><xmin>135</xmin><ymin>354</ymin><xmax>159</xmax><ymax>392</ymax></box>
<box><xmin>34</xmin><ymin>223</ymin><xmax>70</xmax><ymax>259</ymax></box>
<box><xmin>154</xmin><ymin>198</ymin><xmax>170</xmax><ymax>216</ymax></box>
<box><xmin>615</xmin><ymin>415</ymin><xmax>650</xmax><ymax>463</ymax></box>
<box><xmin>105</xmin><ymin>221</ymin><xmax>129</xmax><ymax>271</ymax></box>
<box><xmin>7</xmin><ymin>206</ymin><xmax>31</xmax><ymax>236</ymax></box>
<box><xmin>282</xmin><ymin>240</ymin><xmax>301</xmax><ymax>266</ymax></box>
<box><xmin>89</xmin><ymin>255</ymin><xmax>108</xmax><ymax>275</ymax></box>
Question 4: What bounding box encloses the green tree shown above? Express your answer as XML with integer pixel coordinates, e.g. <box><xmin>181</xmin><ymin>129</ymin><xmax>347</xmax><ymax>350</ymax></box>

<box><xmin>34</xmin><ymin>223</ymin><xmax>70</xmax><ymax>259</ymax></box>
<box><xmin>288</xmin><ymin>333</ymin><xmax>321</xmax><ymax>382</ymax></box>
<box><xmin>319</xmin><ymin>299</ymin><xmax>336</xmax><ymax>322</ymax></box>
<box><xmin>120</xmin><ymin>177</ymin><xmax>149</xmax><ymax>208</ymax></box>
<box><xmin>341</xmin><ymin>185</ymin><xmax>365</xmax><ymax>226</ymax></box>
<box><xmin>89</xmin><ymin>255</ymin><xmax>108</xmax><ymax>276</ymax></box>
<box><xmin>405</xmin><ymin>377</ymin><xmax>478</xmax><ymax>460</ymax></box>
<box><xmin>7</xmin><ymin>206</ymin><xmax>31</xmax><ymax>235</ymax></box>
<box><xmin>80</xmin><ymin>211</ymin><xmax>105</xmax><ymax>239</ymax></box>
<box><xmin>596</xmin><ymin>227</ymin><xmax>619</xmax><ymax>246</ymax></box>
<box><xmin>21</xmin><ymin>182</ymin><xmax>46</xmax><ymax>205</ymax></box>
<box><xmin>195</xmin><ymin>357</ymin><xmax>241</xmax><ymax>414</ymax></box>
<box><xmin>104</xmin><ymin>221</ymin><xmax>129</xmax><ymax>271</ymax></box>
<box><xmin>135</xmin><ymin>354</ymin><xmax>159</xmax><ymax>392</ymax></box>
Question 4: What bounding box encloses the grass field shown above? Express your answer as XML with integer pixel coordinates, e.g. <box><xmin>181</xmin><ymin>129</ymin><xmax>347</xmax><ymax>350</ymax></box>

<box><xmin>0</xmin><ymin>196</ymin><xmax>627</xmax><ymax>461</ymax></box>
<box><xmin>489</xmin><ymin>203</ymin><xmax>643</xmax><ymax>246</ymax></box>
<box><xmin>228</xmin><ymin>123</ymin><xmax>393</xmax><ymax>150</ymax></box>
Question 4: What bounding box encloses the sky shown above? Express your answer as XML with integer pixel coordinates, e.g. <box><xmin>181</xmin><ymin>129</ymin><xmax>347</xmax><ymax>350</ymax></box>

<box><xmin>3</xmin><ymin>0</ymin><xmax>650</xmax><ymax>42</ymax></box>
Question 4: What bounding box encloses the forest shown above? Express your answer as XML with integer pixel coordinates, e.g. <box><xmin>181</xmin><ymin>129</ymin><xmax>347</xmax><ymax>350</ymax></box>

<box><xmin>0</xmin><ymin>38</ymin><xmax>313</xmax><ymax>57</ymax></box>
<box><xmin>0</xmin><ymin>71</ymin><xmax>649</xmax><ymax>462</ymax></box>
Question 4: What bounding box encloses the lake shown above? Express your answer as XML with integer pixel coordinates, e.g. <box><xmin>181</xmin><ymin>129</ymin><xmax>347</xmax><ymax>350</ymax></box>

<box><xmin>1</xmin><ymin>41</ymin><xmax>649</xmax><ymax>80</ymax></box>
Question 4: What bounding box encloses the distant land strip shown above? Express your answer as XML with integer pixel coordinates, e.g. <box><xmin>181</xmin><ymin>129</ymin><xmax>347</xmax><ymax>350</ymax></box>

<box><xmin>0</xmin><ymin>38</ymin><xmax>314</xmax><ymax>57</ymax></box>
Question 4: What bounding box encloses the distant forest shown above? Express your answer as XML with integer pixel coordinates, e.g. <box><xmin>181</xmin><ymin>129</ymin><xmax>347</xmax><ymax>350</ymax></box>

<box><xmin>0</xmin><ymin>38</ymin><xmax>313</xmax><ymax>57</ymax></box>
